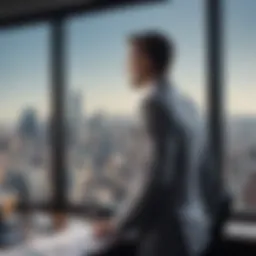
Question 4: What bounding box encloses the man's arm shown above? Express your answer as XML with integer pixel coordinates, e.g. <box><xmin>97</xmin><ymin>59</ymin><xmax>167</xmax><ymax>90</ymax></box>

<box><xmin>113</xmin><ymin>98</ymin><xmax>178</xmax><ymax>234</ymax></box>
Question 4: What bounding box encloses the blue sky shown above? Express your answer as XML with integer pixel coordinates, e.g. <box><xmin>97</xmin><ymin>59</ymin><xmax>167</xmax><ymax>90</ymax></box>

<box><xmin>0</xmin><ymin>0</ymin><xmax>255</xmax><ymax>124</ymax></box>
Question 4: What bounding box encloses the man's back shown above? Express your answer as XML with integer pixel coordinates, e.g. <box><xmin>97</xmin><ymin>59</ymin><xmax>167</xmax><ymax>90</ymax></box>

<box><xmin>92</xmin><ymin>32</ymin><xmax>228</xmax><ymax>256</ymax></box>
<box><xmin>138</xmin><ymin>82</ymin><xmax>213</xmax><ymax>256</ymax></box>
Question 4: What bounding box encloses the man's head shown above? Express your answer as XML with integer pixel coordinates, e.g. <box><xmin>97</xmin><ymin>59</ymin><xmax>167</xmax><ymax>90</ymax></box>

<box><xmin>128</xmin><ymin>31</ymin><xmax>175</xmax><ymax>88</ymax></box>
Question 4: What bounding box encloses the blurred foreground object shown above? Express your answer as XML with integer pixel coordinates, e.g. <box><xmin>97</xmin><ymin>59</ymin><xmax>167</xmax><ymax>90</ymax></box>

<box><xmin>53</xmin><ymin>212</ymin><xmax>68</xmax><ymax>231</ymax></box>
<box><xmin>0</xmin><ymin>191</ymin><xmax>23</xmax><ymax>247</ymax></box>
<box><xmin>92</xmin><ymin>219</ymin><xmax>115</xmax><ymax>239</ymax></box>
<box><xmin>0</xmin><ymin>192</ymin><xmax>17</xmax><ymax>220</ymax></box>
<box><xmin>0</xmin><ymin>218</ymin><xmax>105</xmax><ymax>255</ymax></box>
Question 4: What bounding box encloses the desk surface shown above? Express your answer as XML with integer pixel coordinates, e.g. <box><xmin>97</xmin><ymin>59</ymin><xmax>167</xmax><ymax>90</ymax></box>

<box><xmin>1</xmin><ymin>218</ymin><xmax>256</xmax><ymax>255</ymax></box>
<box><xmin>0</xmin><ymin>217</ymin><xmax>104</xmax><ymax>256</ymax></box>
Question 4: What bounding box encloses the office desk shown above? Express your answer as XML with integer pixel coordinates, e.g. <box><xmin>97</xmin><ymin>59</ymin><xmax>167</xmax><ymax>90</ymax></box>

<box><xmin>0</xmin><ymin>217</ymin><xmax>105</xmax><ymax>256</ymax></box>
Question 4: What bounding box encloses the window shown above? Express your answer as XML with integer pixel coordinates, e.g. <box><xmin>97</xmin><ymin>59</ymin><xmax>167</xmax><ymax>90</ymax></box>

<box><xmin>0</xmin><ymin>24</ymin><xmax>52</xmax><ymax>206</ymax></box>
<box><xmin>1</xmin><ymin>0</ymin><xmax>232</xmax><ymax>250</ymax></box>
<box><xmin>66</xmin><ymin>0</ymin><xmax>205</xmax><ymax>211</ymax></box>
<box><xmin>225</xmin><ymin>0</ymin><xmax>256</xmax><ymax>212</ymax></box>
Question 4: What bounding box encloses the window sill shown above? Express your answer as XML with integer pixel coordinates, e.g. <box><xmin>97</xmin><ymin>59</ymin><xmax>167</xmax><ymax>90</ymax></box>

<box><xmin>224</xmin><ymin>221</ymin><xmax>256</xmax><ymax>242</ymax></box>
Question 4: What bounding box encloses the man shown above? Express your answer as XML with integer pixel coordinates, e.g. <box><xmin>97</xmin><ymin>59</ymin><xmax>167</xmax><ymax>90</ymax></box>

<box><xmin>93</xmin><ymin>31</ymin><xmax>227</xmax><ymax>256</ymax></box>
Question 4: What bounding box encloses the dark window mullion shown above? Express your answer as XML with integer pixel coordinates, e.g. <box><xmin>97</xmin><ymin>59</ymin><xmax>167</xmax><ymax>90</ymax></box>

<box><xmin>206</xmin><ymin>0</ymin><xmax>224</xmax><ymax>193</ymax></box>
<box><xmin>51</xmin><ymin>16</ymin><xmax>67</xmax><ymax>212</ymax></box>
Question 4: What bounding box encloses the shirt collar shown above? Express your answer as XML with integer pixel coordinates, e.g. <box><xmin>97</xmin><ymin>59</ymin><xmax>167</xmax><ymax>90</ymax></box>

<box><xmin>140</xmin><ymin>77</ymin><xmax>169</xmax><ymax>97</ymax></box>
<box><xmin>141</xmin><ymin>80</ymin><xmax>156</xmax><ymax>98</ymax></box>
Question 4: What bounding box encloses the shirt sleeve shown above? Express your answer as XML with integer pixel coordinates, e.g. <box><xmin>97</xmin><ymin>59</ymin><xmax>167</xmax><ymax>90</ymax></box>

<box><xmin>113</xmin><ymin>98</ymin><xmax>178</xmax><ymax>235</ymax></box>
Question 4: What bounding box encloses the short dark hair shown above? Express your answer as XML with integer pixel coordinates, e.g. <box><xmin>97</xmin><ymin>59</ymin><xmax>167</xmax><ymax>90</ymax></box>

<box><xmin>130</xmin><ymin>31</ymin><xmax>175</xmax><ymax>75</ymax></box>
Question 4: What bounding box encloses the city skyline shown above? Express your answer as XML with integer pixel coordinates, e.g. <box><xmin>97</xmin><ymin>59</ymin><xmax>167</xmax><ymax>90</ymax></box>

<box><xmin>0</xmin><ymin>0</ymin><xmax>255</xmax><ymax>124</ymax></box>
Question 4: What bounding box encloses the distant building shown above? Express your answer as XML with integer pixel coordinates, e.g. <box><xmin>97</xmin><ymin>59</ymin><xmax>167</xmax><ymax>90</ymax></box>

<box><xmin>88</xmin><ymin>111</ymin><xmax>106</xmax><ymax>134</ymax></box>
<box><xmin>226</xmin><ymin>117</ymin><xmax>256</xmax><ymax>210</ymax></box>
<box><xmin>5</xmin><ymin>170</ymin><xmax>30</xmax><ymax>205</ymax></box>
<box><xmin>66</xmin><ymin>90</ymin><xmax>83</xmax><ymax>144</ymax></box>
<box><xmin>18</xmin><ymin>107</ymin><xmax>39</xmax><ymax>140</ymax></box>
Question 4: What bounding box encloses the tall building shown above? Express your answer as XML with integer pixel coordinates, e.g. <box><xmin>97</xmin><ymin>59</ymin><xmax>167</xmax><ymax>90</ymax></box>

<box><xmin>18</xmin><ymin>107</ymin><xmax>39</xmax><ymax>140</ymax></box>
<box><xmin>66</xmin><ymin>90</ymin><xmax>84</xmax><ymax>144</ymax></box>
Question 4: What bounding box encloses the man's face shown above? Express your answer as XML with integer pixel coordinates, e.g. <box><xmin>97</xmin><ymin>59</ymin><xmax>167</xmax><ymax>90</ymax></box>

<box><xmin>127</xmin><ymin>44</ymin><xmax>151</xmax><ymax>88</ymax></box>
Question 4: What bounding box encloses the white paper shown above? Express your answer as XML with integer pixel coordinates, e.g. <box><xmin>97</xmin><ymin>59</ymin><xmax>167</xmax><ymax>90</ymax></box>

<box><xmin>0</xmin><ymin>220</ymin><xmax>105</xmax><ymax>256</ymax></box>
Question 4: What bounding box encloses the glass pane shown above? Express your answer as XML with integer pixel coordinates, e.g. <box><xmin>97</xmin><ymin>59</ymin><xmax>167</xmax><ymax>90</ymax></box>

<box><xmin>66</xmin><ymin>0</ymin><xmax>205</xmax><ymax>210</ymax></box>
<box><xmin>225</xmin><ymin>0</ymin><xmax>256</xmax><ymax>211</ymax></box>
<box><xmin>0</xmin><ymin>25</ymin><xmax>51</xmax><ymax>208</ymax></box>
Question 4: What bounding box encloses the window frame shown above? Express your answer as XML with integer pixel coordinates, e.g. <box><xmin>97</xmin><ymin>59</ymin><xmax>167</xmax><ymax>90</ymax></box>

<box><xmin>1</xmin><ymin>0</ymin><xmax>243</xmax><ymax>222</ymax></box>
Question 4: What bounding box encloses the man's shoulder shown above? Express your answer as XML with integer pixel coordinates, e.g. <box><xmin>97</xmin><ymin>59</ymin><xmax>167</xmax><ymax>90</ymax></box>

<box><xmin>142</xmin><ymin>85</ymin><xmax>168</xmax><ymax>110</ymax></box>
<box><xmin>140</xmin><ymin>94</ymin><xmax>173</xmax><ymax>136</ymax></box>
<box><xmin>141</xmin><ymin>95</ymin><xmax>165</xmax><ymax>118</ymax></box>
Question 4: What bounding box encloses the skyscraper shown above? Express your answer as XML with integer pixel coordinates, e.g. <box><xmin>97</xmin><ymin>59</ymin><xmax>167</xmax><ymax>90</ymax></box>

<box><xmin>18</xmin><ymin>107</ymin><xmax>39</xmax><ymax>140</ymax></box>
<box><xmin>66</xmin><ymin>89</ymin><xmax>83</xmax><ymax>144</ymax></box>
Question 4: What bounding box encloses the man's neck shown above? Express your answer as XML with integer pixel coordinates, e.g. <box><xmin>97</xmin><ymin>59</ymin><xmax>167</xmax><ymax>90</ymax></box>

<box><xmin>142</xmin><ymin>75</ymin><xmax>168</xmax><ymax>91</ymax></box>
<box><xmin>136</xmin><ymin>78</ymin><xmax>157</xmax><ymax>101</ymax></box>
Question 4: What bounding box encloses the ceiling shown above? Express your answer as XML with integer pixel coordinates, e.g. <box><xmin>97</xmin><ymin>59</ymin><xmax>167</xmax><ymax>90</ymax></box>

<box><xmin>0</xmin><ymin>0</ymin><xmax>163</xmax><ymax>26</ymax></box>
